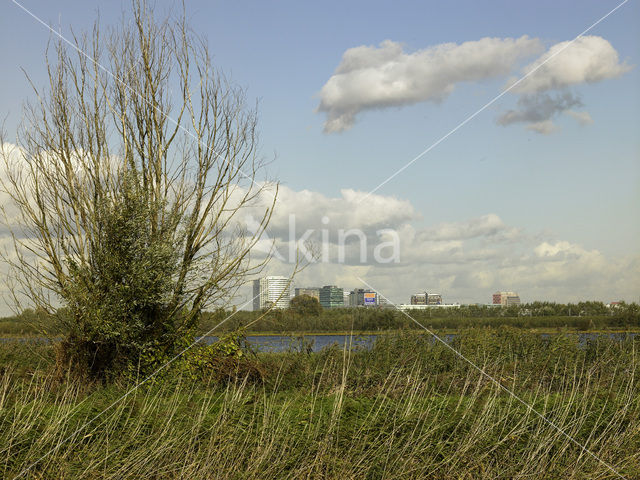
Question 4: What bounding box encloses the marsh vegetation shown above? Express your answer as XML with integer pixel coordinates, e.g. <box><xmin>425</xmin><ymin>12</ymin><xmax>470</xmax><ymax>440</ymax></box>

<box><xmin>1</xmin><ymin>328</ymin><xmax>638</xmax><ymax>479</ymax></box>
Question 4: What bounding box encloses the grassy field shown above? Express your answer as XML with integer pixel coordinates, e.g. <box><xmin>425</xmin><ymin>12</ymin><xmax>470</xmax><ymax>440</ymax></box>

<box><xmin>1</xmin><ymin>328</ymin><xmax>639</xmax><ymax>479</ymax></box>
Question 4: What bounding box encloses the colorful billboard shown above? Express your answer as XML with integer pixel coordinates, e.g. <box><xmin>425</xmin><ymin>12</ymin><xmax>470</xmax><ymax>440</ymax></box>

<box><xmin>364</xmin><ymin>292</ymin><xmax>376</xmax><ymax>306</ymax></box>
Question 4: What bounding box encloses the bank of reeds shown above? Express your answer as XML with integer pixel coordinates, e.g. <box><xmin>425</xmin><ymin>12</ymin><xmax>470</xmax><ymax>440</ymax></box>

<box><xmin>1</xmin><ymin>329</ymin><xmax>638</xmax><ymax>478</ymax></box>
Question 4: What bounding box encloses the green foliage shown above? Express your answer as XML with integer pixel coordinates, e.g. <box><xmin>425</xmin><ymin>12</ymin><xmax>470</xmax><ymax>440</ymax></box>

<box><xmin>58</xmin><ymin>172</ymin><xmax>187</xmax><ymax>380</ymax></box>
<box><xmin>210</xmin><ymin>330</ymin><xmax>248</xmax><ymax>358</ymax></box>
<box><xmin>0</xmin><ymin>308</ymin><xmax>59</xmax><ymax>336</ymax></box>
<box><xmin>197</xmin><ymin>301</ymin><xmax>640</xmax><ymax>334</ymax></box>
<box><xmin>3</xmin><ymin>302</ymin><xmax>639</xmax><ymax>345</ymax></box>
<box><xmin>289</xmin><ymin>294</ymin><xmax>322</xmax><ymax>316</ymax></box>
<box><xmin>181</xmin><ymin>329</ymin><xmax>265</xmax><ymax>383</ymax></box>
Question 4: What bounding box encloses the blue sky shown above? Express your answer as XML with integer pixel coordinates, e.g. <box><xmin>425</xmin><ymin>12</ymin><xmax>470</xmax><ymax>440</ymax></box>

<box><xmin>1</xmin><ymin>1</ymin><xmax>638</xmax><ymax>307</ymax></box>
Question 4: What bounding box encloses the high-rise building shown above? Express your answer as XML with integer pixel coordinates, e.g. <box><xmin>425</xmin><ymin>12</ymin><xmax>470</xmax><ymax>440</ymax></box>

<box><xmin>349</xmin><ymin>288</ymin><xmax>378</xmax><ymax>307</ymax></box>
<box><xmin>294</xmin><ymin>287</ymin><xmax>320</xmax><ymax>301</ymax></box>
<box><xmin>411</xmin><ymin>292</ymin><xmax>442</xmax><ymax>305</ymax></box>
<box><xmin>253</xmin><ymin>276</ymin><xmax>291</xmax><ymax>311</ymax></box>
<box><xmin>319</xmin><ymin>285</ymin><xmax>344</xmax><ymax>309</ymax></box>
<box><xmin>492</xmin><ymin>291</ymin><xmax>521</xmax><ymax>306</ymax></box>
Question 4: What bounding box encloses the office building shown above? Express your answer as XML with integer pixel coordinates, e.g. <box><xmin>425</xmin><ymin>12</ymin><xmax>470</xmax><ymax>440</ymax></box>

<box><xmin>253</xmin><ymin>276</ymin><xmax>291</xmax><ymax>311</ymax></box>
<box><xmin>411</xmin><ymin>292</ymin><xmax>443</xmax><ymax>305</ymax></box>
<box><xmin>343</xmin><ymin>291</ymin><xmax>351</xmax><ymax>306</ymax></box>
<box><xmin>319</xmin><ymin>285</ymin><xmax>344</xmax><ymax>309</ymax></box>
<box><xmin>349</xmin><ymin>288</ymin><xmax>378</xmax><ymax>307</ymax></box>
<box><xmin>427</xmin><ymin>294</ymin><xmax>442</xmax><ymax>305</ymax></box>
<box><xmin>492</xmin><ymin>291</ymin><xmax>521</xmax><ymax>306</ymax></box>
<box><xmin>398</xmin><ymin>303</ymin><xmax>459</xmax><ymax>311</ymax></box>
<box><xmin>294</xmin><ymin>287</ymin><xmax>320</xmax><ymax>301</ymax></box>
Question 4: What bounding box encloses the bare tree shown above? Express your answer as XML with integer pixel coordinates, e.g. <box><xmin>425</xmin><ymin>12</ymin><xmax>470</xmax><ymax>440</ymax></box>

<box><xmin>0</xmin><ymin>1</ymin><xmax>277</xmax><ymax>377</ymax></box>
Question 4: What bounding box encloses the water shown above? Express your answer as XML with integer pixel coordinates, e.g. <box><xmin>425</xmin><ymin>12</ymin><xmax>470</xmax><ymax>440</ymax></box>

<box><xmin>198</xmin><ymin>332</ymin><xmax>636</xmax><ymax>353</ymax></box>
<box><xmin>198</xmin><ymin>334</ymin><xmax>377</xmax><ymax>353</ymax></box>
<box><xmin>0</xmin><ymin>334</ymin><xmax>379</xmax><ymax>351</ymax></box>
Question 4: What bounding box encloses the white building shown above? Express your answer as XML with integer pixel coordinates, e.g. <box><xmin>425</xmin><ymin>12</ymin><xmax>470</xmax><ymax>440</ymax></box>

<box><xmin>397</xmin><ymin>303</ymin><xmax>460</xmax><ymax>311</ymax></box>
<box><xmin>410</xmin><ymin>292</ymin><xmax>443</xmax><ymax>305</ymax></box>
<box><xmin>492</xmin><ymin>291</ymin><xmax>521</xmax><ymax>306</ymax></box>
<box><xmin>253</xmin><ymin>276</ymin><xmax>291</xmax><ymax>311</ymax></box>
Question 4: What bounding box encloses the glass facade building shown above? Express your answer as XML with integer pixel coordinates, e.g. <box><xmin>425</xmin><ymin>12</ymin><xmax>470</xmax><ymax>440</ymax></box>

<box><xmin>319</xmin><ymin>285</ymin><xmax>344</xmax><ymax>309</ymax></box>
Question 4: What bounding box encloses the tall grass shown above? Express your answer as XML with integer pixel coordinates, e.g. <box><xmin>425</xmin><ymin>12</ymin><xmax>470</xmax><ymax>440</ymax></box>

<box><xmin>1</xmin><ymin>329</ymin><xmax>639</xmax><ymax>478</ymax></box>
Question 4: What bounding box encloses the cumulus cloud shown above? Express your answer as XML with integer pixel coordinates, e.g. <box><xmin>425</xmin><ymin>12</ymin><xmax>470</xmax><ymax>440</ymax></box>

<box><xmin>251</xmin><ymin>189</ymin><xmax>515</xmax><ymax>250</ymax></box>
<box><xmin>240</xmin><ymin>185</ymin><xmax>640</xmax><ymax>306</ymax></box>
<box><xmin>534</xmin><ymin>241</ymin><xmax>601</xmax><ymax>261</ymax></box>
<box><xmin>317</xmin><ymin>34</ymin><xmax>630</xmax><ymax>134</ymax></box>
<box><xmin>263</xmin><ymin>185</ymin><xmax>419</xmax><ymax>236</ymax></box>
<box><xmin>565</xmin><ymin>110</ymin><xmax>593</xmax><ymax>125</ymax></box>
<box><xmin>510</xmin><ymin>36</ymin><xmax>632</xmax><ymax>94</ymax></box>
<box><xmin>527</xmin><ymin>120</ymin><xmax>558</xmax><ymax>134</ymax></box>
<box><xmin>244</xmin><ymin>186</ymin><xmax>419</xmax><ymax>264</ymax></box>
<box><xmin>317</xmin><ymin>36</ymin><xmax>543</xmax><ymax>133</ymax></box>
<box><xmin>497</xmin><ymin>92</ymin><xmax>584</xmax><ymax>134</ymax></box>
<box><xmin>417</xmin><ymin>214</ymin><xmax>519</xmax><ymax>241</ymax></box>
<box><xmin>240</xmin><ymin>186</ymin><xmax>639</xmax><ymax>305</ymax></box>
<box><xmin>498</xmin><ymin>36</ymin><xmax>631</xmax><ymax>132</ymax></box>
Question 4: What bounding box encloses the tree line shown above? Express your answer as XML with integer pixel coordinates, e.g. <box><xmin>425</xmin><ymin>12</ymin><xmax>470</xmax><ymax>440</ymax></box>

<box><xmin>196</xmin><ymin>300</ymin><xmax>640</xmax><ymax>333</ymax></box>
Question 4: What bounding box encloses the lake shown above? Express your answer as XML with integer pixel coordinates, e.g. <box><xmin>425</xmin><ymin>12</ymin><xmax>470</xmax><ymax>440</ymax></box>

<box><xmin>198</xmin><ymin>332</ymin><xmax>636</xmax><ymax>353</ymax></box>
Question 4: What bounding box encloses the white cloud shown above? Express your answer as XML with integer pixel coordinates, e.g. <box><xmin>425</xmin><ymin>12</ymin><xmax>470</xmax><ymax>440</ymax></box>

<box><xmin>262</xmin><ymin>185</ymin><xmax>419</xmax><ymax>236</ymax></box>
<box><xmin>318</xmin><ymin>35</ymin><xmax>630</xmax><ymax>135</ymax></box>
<box><xmin>534</xmin><ymin>240</ymin><xmax>601</xmax><ymax>261</ymax></box>
<box><xmin>526</xmin><ymin>120</ymin><xmax>558</xmax><ymax>135</ymax></box>
<box><xmin>317</xmin><ymin>36</ymin><xmax>543</xmax><ymax>133</ymax></box>
<box><xmin>497</xmin><ymin>92</ymin><xmax>582</xmax><ymax>134</ymax></box>
<box><xmin>242</xmin><ymin>187</ymin><xmax>639</xmax><ymax>306</ymax></box>
<box><xmin>497</xmin><ymin>36</ymin><xmax>631</xmax><ymax>133</ymax></box>
<box><xmin>417</xmin><ymin>213</ymin><xmax>520</xmax><ymax>241</ymax></box>
<box><xmin>510</xmin><ymin>36</ymin><xmax>632</xmax><ymax>94</ymax></box>
<box><xmin>565</xmin><ymin>110</ymin><xmax>593</xmax><ymax>125</ymax></box>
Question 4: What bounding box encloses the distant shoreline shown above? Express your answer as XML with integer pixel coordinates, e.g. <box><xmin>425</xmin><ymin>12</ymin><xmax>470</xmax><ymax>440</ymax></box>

<box><xmin>207</xmin><ymin>328</ymin><xmax>640</xmax><ymax>336</ymax></box>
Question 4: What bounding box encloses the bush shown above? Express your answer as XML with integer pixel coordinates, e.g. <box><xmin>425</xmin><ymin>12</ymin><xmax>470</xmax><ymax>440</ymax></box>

<box><xmin>56</xmin><ymin>173</ymin><xmax>187</xmax><ymax>380</ymax></box>
<box><xmin>183</xmin><ymin>330</ymin><xmax>265</xmax><ymax>384</ymax></box>
<box><xmin>289</xmin><ymin>295</ymin><xmax>323</xmax><ymax>317</ymax></box>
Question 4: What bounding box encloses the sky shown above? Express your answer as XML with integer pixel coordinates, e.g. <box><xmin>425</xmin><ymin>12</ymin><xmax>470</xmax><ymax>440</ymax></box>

<box><xmin>0</xmin><ymin>0</ymin><xmax>639</xmax><ymax>312</ymax></box>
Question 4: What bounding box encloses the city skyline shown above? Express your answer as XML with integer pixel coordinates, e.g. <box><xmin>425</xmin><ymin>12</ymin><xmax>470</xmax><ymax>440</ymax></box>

<box><xmin>267</xmin><ymin>276</ymin><xmax>628</xmax><ymax>310</ymax></box>
<box><xmin>263</xmin><ymin>274</ymin><xmax>629</xmax><ymax>310</ymax></box>
<box><xmin>283</xmin><ymin>278</ymin><xmax>527</xmax><ymax>309</ymax></box>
